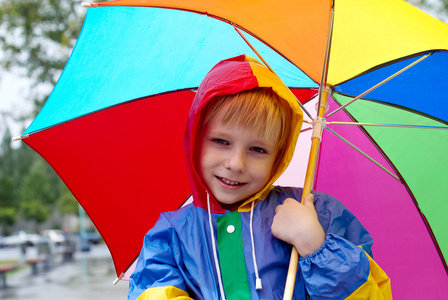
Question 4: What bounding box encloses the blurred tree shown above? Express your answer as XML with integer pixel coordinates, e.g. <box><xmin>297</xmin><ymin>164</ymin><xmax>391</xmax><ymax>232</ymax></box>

<box><xmin>407</xmin><ymin>0</ymin><xmax>448</xmax><ymax>21</ymax></box>
<box><xmin>57</xmin><ymin>182</ymin><xmax>79</xmax><ymax>215</ymax></box>
<box><xmin>20</xmin><ymin>199</ymin><xmax>51</xmax><ymax>230</ymax></box>
<box><xmin>19</xmin><ymin>158</ymin><xmax>55</xmax><ymax>228</ymax></box>
<box><xmin>0</xmin><ymin>0</ymin><xmax>84</xmax><ymax>116</ymax></box>
<box><xmin>9</xmin><ymin>138</ymin><xmax>38</xmax><ymax>207</ymax></box>
<box><xmin>0</xmin><ymin>176</ymin><xmax>14</xmax><ymax>207</ymax></box>
<box><xmin>0</xmin><ymin>127</ymin><xmax>13</xmax><ymax>176</ymax></box>
<box><xmin>0</xmin><ymin>177</ymin><xmax>17</xmax><ymax>234</ymax></box>
<box><xmin>0</xmin><ymin>128</ymin><xmax>18</xmax><ymax>232</ymax></box>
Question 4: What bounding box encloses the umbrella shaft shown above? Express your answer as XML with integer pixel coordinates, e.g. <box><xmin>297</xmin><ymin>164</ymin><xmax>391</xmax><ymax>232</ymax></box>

<box><xmin>302</xmin><ymin>86</ymin><xmax>330</xmax><ymax>200</ymax></box>
<box><xmin>302</xmin><ymin>137</ymin><xmax>322</xmax><ymax>199</ymax></box>
<box><xmin>283</xmin><ymin>88</ymin><xmax>330</xmax><ymax>300</ymax></box>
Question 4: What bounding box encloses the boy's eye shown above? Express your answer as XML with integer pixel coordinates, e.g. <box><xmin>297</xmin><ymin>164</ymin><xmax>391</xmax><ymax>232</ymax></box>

<box><xmin>212</xmin><ymin>138</ymin><xmax>229</xmax><ymax>146</ymax></box>
<box><xmin>250</xmin><ymin>147</ymin><xmax>267</xmax><ymax>154</ymax></box>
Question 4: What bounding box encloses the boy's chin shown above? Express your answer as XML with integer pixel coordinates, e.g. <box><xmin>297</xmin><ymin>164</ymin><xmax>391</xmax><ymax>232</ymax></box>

<box><xmin>218</xmin><ymin>199</ymin><xmax>245</xmax><ymax>212</ymax></box>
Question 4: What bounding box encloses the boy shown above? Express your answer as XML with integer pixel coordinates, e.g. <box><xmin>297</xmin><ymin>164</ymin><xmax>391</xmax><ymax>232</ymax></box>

<box><xmin>128</xmin><ymin>55</ymin><xmax>391</xmax><ymax>299</ymax></box>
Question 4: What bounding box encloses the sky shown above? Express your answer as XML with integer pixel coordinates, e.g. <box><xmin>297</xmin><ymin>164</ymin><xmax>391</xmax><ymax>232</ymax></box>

<box><xmin>0</xmin><ymin>71</ymin><xmax>34</xmax><ymax>141</ymax></box>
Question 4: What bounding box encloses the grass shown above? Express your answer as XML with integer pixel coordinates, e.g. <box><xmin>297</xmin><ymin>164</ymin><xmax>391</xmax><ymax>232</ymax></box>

<box><xmin>0</xmin><ymin>259</ymin><xmax>29</xmax><ymax>277</ymax></box>
<box><xmin>0</xmin><ymin>259</ymin><xmax>19</xmax><ymax>266</ymax></box>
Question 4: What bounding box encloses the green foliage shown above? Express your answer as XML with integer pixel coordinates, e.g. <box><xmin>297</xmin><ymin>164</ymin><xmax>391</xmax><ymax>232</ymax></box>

<box><xmin>0</xmin><ymin>128</ymin><xmax>14</xmax><ymax>176</ymax></box>
<box><xmin>57</xmin><ymin>183</ymin><xmax>79</xmax><ymax>215</ymax></box>
<box><xmin>0</xmin><ymin>207</ymin><xmax>17</xmax><ymax>234</ymax></box>
<box><xmin>0</xmin><ymin>176</ymin><xmax>14</xmax><ymax>207</ymax></box>
<box><xmin>0</xmin><ymin>126</ymin><xmax>78</xmax><ymax>229</ymax></box>
<box><xmin>0</xmin><ymin>176</ymin><xmax>16</xmax><ymax>234</ymax></box>
<box><xmin>19</xmin><ymin>159</ymin><xmax>55</xmax><ymax>227</ymax></box>
<box><xmin>0</xmin><ymin>141</ymin><xmax>79</xmax><ymax>228</ymax></box>
<box><xmin>20</xmin><ymin>159</ymin><xmax>55</xmax><ymax>204</ymax></box>
<box><xmin>20</xmin><ymin>199</ymin><xmax>51</xmax><ymax>225</ymax></box>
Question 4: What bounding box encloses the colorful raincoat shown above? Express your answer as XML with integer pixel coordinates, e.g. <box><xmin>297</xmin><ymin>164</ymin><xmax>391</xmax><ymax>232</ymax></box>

<box><xmin>128</xmin><ymin>55</ymin><xmax>392</xmax><ymax>299</ymax></box>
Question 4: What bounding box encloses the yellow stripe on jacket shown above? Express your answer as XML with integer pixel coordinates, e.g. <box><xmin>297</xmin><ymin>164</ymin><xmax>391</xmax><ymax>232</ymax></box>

<box><xmin>136</xmin><ymin>286</ymin><xmax>192</xmax><ymax>300</ymax></box>
<box><xmin>345</xmin><ymin>252</ymin><xmax>392</xmax><ymax>299</ymax></box>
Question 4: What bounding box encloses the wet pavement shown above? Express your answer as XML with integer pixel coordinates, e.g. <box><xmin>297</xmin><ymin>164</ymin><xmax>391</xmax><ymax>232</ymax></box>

<box><xmin>0</xmin><ymin>245</ymin><xmax>129</xmax><ymax>300</ymax></box>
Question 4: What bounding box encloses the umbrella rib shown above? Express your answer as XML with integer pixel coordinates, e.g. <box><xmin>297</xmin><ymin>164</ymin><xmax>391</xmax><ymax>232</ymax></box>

<box><xmin>326</xmin><ymin>53</ymin><xmax>432</xmax><ymax>118</ymax></box>
<box><xmin>325</xmin><ymin>121</ymin><xmax>448</xmax><ymax>130</ymax></box>
<box><xmin>316</xmin><ymin>8</ymin><xmax>335</xmax><ymax>117</ymax></box>
<box><xmin>325</xmin><ymin>127</ymin><xmax>401</xmax><ymax>182</ymax></box>
<box><xmin>232</xmin><ymin>23</ymin><xmax>314</xmax><ymax>120</ymax></box>
<box><xmin>300</xmin><ymin>127</ymin><xmax>313</xmax><ymax>133</ymax></box>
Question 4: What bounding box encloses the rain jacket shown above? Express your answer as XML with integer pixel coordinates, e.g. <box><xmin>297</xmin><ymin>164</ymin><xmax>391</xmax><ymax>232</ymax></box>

<box><xmin>128</xmin><ymin>55</ymin><xmax>392</xmax><ymax>300</ymax></box>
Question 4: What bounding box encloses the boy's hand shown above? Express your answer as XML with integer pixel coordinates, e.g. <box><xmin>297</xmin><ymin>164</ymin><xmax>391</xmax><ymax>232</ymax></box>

<box><xmin>271</xmin><ymin>194</ymin><xmax>326</xmax><ymax>257</ymax></box>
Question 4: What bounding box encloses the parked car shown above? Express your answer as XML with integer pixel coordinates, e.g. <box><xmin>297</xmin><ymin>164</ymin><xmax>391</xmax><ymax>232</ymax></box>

<box><xmin>85</xmin><ymin>231</ymin><xmax>102</xmax><ymax>244</ymax></box>
<box><xmin>41</xmin><ymin>229</ymin><xmax>66</xmax><ymax>246</ymax></box>
<box><xmin>75</xmin><ymin>231</ymin><xmax>103</xmax><ymax>245</ymax></box>
<box><xmin>3</xmin><ymin>230</ymin><xmax>41</xmax><ymax>247</ymax></box>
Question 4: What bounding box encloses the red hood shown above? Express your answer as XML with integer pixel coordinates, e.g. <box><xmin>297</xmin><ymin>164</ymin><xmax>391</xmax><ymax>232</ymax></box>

<box><xmin>184</xmin><ymin>54</ymin><xmax>303</xmax><ymax>213</ymax></box>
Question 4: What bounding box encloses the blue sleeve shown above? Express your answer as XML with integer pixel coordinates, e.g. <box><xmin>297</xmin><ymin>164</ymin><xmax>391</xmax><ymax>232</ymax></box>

<box><xmin>128</xmin><ymin>214</ymin><xmax>189</xmax><ymax>300</ymax></box>
<box><xmin>298</xmin><ymin>192</ymin><xmax>375</xmax><ymax>299</ymax></box>
<box><xmin>313</xmin><ymin>192</ymin><xmax>374</xmax><ymax>256</ymax></box>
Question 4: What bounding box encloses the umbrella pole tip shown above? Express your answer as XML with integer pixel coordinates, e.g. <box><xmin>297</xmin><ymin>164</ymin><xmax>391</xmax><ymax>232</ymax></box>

<box><xmin>12</xmin><ymin>134</ymin><xmax>29</xmax><ymax>142</ymax></box>
<box><xmin>113</xmin><ymin>272</ymin><xmax>125</xmax><ymax>285</ymax></box>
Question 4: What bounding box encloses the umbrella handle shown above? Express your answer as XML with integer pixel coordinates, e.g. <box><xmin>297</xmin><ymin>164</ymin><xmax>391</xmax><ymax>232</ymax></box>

<box><xmin>284</xmin><ymin>247</ymin><xmax>300</xmax><ymax>299</ymax></box>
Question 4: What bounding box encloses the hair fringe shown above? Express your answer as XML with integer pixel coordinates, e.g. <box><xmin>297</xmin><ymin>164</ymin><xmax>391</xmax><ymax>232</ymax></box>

<box><xmin>201</xmin><ymin>88</ymin><xmax>293</xmax><ymax>174</ymax></box>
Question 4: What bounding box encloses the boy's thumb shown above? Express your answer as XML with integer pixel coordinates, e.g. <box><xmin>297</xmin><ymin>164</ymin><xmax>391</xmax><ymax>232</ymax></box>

<box><xmin>302</xmin><ymin>193</ymin><xmax>315</xmax><ymax>208</ymax></box>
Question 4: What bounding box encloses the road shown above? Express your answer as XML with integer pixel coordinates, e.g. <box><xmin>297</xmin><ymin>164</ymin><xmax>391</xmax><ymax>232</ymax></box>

<box><xmin>0</xmin><ymin>244</ymin><xmax>129</xmax><ymax>300</ymax></box>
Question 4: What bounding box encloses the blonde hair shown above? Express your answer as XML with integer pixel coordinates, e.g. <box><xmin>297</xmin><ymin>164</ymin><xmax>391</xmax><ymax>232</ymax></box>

<box><xmin>200</xmin><ymin>87</ymin><xmax>293</xmax><ymax>174</ymax></box>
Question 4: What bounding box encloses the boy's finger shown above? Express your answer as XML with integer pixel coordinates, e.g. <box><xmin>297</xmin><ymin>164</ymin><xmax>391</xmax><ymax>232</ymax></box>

<box><xmin>275</xmin><ymin>198</ymin><xmax>296</xmax><ymax>214</ymax></box>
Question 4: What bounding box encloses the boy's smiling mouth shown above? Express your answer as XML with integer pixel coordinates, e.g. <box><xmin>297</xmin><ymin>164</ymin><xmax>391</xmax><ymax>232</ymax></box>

<box><xmin>216</xmin><ymin>176</ymin><xmax>246</xmax><ymax>186</ymax></box>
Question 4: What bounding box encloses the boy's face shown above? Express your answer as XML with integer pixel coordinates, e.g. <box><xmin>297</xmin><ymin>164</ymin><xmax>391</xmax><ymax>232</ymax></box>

<box><xmin>197</xmin><ymin>103</ymin><xmax>279</xmax><ymax>209</ymax></box>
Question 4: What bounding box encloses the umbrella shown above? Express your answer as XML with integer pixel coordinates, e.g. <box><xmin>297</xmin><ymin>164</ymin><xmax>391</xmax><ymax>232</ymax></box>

<box><xmin>15</xmin><ymin>0</ymin><xmax>448</xmax><ymax>298</ymax></box>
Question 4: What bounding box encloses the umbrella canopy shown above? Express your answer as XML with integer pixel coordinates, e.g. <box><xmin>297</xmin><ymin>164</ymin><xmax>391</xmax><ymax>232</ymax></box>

<box><xmin>18</xmin><ymin>0</ymin><xmax>448</xmax><ymax>298</ymax></box>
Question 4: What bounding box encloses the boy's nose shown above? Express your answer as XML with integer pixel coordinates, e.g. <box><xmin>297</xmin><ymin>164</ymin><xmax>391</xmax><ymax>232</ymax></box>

<box><xmin>224</xmin><ymin>150</ymin><xmax>246</xmax><ymax>173</ymax></box>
